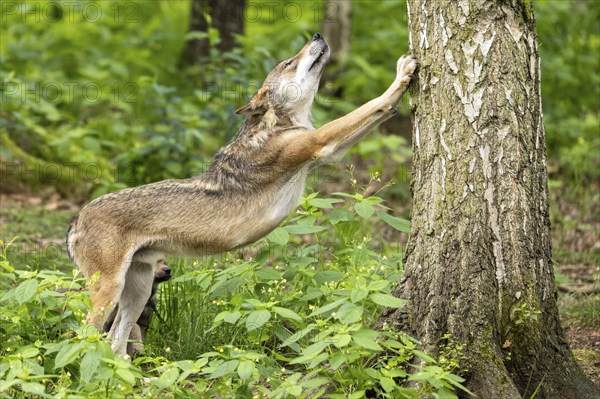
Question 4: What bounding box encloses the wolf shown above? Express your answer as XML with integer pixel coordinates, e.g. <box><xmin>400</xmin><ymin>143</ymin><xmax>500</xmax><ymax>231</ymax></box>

<box><xmin>67</xmin><ymin>32</ymin><xmax>417</xmax><ymax>355</ymax></box>
<box><xmin>102</xmin><ymin>255</ymin><xmax>171</xmax><ymax>357</ymax></box>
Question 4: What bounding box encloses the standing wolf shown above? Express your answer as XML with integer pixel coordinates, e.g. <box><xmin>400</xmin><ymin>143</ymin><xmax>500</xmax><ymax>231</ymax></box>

<box><xmin>67</xmin><ymin>33</ymin><xmax>417</xmax><ymax>355</ymax></box>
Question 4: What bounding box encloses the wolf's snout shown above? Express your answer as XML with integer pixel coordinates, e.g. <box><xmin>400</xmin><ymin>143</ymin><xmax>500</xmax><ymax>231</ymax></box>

<box><xmin>312</xmin><ymin>32</ymin><xmax>322</xmax><ymax>41</ymax></box>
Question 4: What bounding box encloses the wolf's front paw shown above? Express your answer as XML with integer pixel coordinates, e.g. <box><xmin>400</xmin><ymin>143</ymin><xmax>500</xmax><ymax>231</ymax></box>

<box><xmin>396</xmin><ymin>55</ymin><xmax>418</xmax><ymax>83</ymax></box>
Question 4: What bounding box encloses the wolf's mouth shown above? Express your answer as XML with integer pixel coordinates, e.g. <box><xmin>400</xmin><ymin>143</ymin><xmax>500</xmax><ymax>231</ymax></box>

<box><xmin>308</xmin><ymin>46</ymin><xmax>329</xmax><ymax>72</ymax></box>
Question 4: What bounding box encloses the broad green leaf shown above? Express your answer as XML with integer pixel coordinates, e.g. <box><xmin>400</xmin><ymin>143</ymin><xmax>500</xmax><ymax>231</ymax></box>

<box><xmin>367</xmin><ymin>280</ymin><xmax>389</xmax><ymax>291</ymax></box>
<box><xmin>246</xmin><ymin>309</ymin><xmax>271</xmax><ymax>331</ymax></box>
<box><xmin>370</xmin><ymin>293</ymin><xmax>407</xmax><ymax>308</ymax></box>
<box><xmin>54</xmin><ymin>341</ymin><xmax>83</xmax><ymax>369</ymax></box>
<box><xmin>281</xmin><ymin>325</ymin><xmax>316</xmax><ymax>347</ymax></box>
<box><xmin>272</xmin><ymin>306</ymin><xmax>303</xmax><ymax>322</ymax></box>
<box><xmin>308</xmin><ymin>197</ymin><xmax>343</xmax><ymax>208</ymax></box>
<box><xmin>116</xmin><ymin>368</ymin><xmax>135</xmax><ymax>385</ymax></box>
<box><xmin>299</xmin><ymin>377</ymin><xmax>330</xmax><ymax>389</ymax></box>
<box><xmin>313</xmin><ymin>270</ymin><xmax>344</xmax><ymax>283</ymax></box>
<box><xmin>237</xmin><ymin>360</ymin><xmax>255</xmax><ymax>381</ymax></box>
<box><xmin>335</xmin><ymin>303</ymin><xmax>363</xmax><ymax>324</ymax></box>
<box><xmin>155</xmin><ymin>367</ymin><xmax>179</xmax><ymax>388</ymax></box>
<box><xmin>224</xmin><ymin>311</ymin><xmax>242</xmax><ymax>324</ymax></box>
<box><xmin>80</xmin><ymin>349</ymin><xmax>101</xmax><ymax>383</ymax></box>
<box><xmin>350</xmin><ymin>288</ymin><xmax>369</xmax><ymax>303</ymax></box>
<box><xmin>256</xmin><ymin>268</ymin><xmax>283</xmax><ymax>281</ymax></box>
<box><xmin>352</xmin><ymin>330</ymin><xmax>383</xmax><ymax>351</ymax></box>
<box><xmin>15</xmin><ymin>279</ymin><xmax>38</xmax><ymax>305</ymax></box>
<box><xmin>329</xmin><ymin>208</ymin><xmax>353</xmax><ymax>224</ymax></box>
<box><xmin>380</xmin><ymin>377</ymin><xmax>396</xmax><ymax>393</ymax></box>
<box><xmin>20</xmin><ymin>382</ymin><xmax>45</xmax><ymax>395</ymax></box>
<box><xmin>355</xmin><ymin>201</ymin><xmax>374</xmax><ymax>218</ymax></box>
<box><xmin>308</xmin><ymin>298</ymin><xmax>347</xmax><ymax>317</ymax></box>
<box><xmin>332</xmin><ymin>333</ymin><xmax>352</xmax><ymax>348</ymax></box>
<box><xmin>210</xmin><ymin>360</ymin><xmax>239</xmax><ymax>379</ymax></box>
<box><xmin>376</xmin><ymin>211</ymin><xmax>411</xmax><ymax>232</ymax></box>
<box><xmin>266</xmin><ymin>227</ymin><xmax>289</xmax><ymax>245</ymax></box>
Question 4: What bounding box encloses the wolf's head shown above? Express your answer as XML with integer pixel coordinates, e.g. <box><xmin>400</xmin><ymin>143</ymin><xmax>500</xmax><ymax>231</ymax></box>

<box><xmin>236</xmin><ymin>33</ymin><xmax>330</xmax><ymax>127</ymax></box>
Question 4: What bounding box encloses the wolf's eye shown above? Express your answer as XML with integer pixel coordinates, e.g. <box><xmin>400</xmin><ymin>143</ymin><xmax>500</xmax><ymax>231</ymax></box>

<box><xmin>284</xmin><ymin>60</ymin><xmax>293</xmax><ymax>68</ymax></box>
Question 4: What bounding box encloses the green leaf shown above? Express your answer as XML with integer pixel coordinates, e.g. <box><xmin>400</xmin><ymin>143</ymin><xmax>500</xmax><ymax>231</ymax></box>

<box><xmin>308</xmin><ymin>298</ymin><xmax>347</xmax><ymax>317</ymax></box>
<box><xmin>272</xmin><ymin>306</ymin><xmax>303</xmax><ymax>322</ymax></box>
<box><xmin>54</xmin><ymin>341</ymin><xmax>83</xmax><ymax>369</ymax></box>
<box><xmin>335</xmin><ymin>303</ymin><xmax>363</xmax><ymax>324</ymax></box>
<box><xmin>370</xmin><ymin>293</ymin><xmax>407</xmax><ymax>308</ymax></box>
<box><xmin>116</xmin><ymin>368</ymin><xmax>135</xmax><ymax>385</ymax></box>
<box><xmin>15</xmin><ymin>279</ymin><xmax>38</xmax><ymax>305</ymax></box>
<box><xmin>237</xmin><ymin>360</ymin><xmax>255</xmax><ymax>381</ymax></box>
<box><xmin>376</xmin><ymin>211</ymin><xmax>411</xmax><ymax>232</ymax></box>
<box><xmin>155</xmin><ymin>367</ymin><xmax>180</xmax><ymax>388</ymax></box>
<box><xmin>299</xmin><ymin>377</ymin><xmax>330</xmax><ymax>389</ymax></box>
<box><xmin>313</xmin><ymin>270</ymin><xmax>344</xmax><ymax>283</ymax></box>
<box><xmin>210</xmin><ymin>360</ymin><xmax>239</xmax><ymax>379</ymax></box>
<box><xmin>284</xmin><ymin>224</ymin><xmax>326</xmax><ymax>235</ymax></box>
<box><xmin>352</xmin><ymin>330</ymin><xmax>383</xmax><ymax>351</ymax></box>
<box><xmin>224</xmin><ymin>311</ymin><xmax>242</xmax><ymax>324</ymax></box>
<box><xmin>308</xmin><ymin>197</ymin><xmax>343</xmax><ymax>208</ymax></box>
<box><xmin>367</xmin><ymin>280</ymin><xmax>389</xmax><ymax>291</ymax></box>
<box><xmin>380</xmin><ymin>376</ymin><xmax>396</xmax><ymax>393</ymax></box>
<box><xmin>20</xmin><ymin>382</ymin><xmax>46</xmax><ymax>395</ymax></box>
<box><xmin>332</xmin><ymin>333</ymin><xmax>352</xmax><ymax>348</ymax></box>
<box><xmin>266</xmin><ymin>227</ymin><xmax>289</xmax><ymax>245</ymax></box>
<box><xmin>355</xmin><ymin>201</ymin><xmax>374</xmax><ymax>218</ymax></box>
<box><xmin>281</xmin><ymin>325</ymin><xmax>316</xmax><ymax>347</ymax></box>
<box><xmin>256</xmin><ymin>268</ymin><xmax>283</xmax><ymax>280</ymax></box>
<box><xmin>246</xmin><ymin>309</ymin><xmax>271</xmax><ymax>331</ymax></box>
<box><xmin>350</xmin><ymin>288</ymin><xmax>369</xmax><ymax>303</ymax></box>
<box><xmin>329</xmin><ymin>208</ymin><xmax>353</xmax><ymax>224</ymax></box>
<box><xmin>80</xmin><ymin>349</ymin><xmax>101</xmax><ymax>383</ymax></box>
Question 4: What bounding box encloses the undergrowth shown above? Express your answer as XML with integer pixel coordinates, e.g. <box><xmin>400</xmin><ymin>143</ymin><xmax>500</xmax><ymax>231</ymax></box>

<box><xmin>0</xmin><ymin>190</ymin><xmax>471</xmax><ymax>399</ymax></box>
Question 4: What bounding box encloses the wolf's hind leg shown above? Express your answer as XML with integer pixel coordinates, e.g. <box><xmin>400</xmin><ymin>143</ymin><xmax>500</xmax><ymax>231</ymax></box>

<box><xmin>108</xmin><ymin>260</ymin><xmax>154</xmax><ymax>356</ymax></box>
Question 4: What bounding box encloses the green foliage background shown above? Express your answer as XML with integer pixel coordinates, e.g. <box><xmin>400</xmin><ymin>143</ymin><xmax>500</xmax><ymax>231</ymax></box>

<box><xmin>2</xmin><ymin>0</ymin><xmax>597</xmax><ymax>196</ymax></box>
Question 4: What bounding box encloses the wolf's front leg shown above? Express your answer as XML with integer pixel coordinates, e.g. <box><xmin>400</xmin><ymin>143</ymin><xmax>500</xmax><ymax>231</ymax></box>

<box><xmin>310</xmin><ymin>55</ymin><xmax>417</xmax><ymax>163</ymax></box>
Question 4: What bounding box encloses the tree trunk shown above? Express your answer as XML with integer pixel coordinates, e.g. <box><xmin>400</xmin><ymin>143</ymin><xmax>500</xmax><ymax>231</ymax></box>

<box><xmin>181</xmin><ymin>0</ymin><xmax>245</xmax><ymax>65</ymax></box>
<box><xmin>321</xmin><ymin>0</ymin><xmax>352</xmax><ymax>95</ymax></box>
<box><xmin>380</xmin><ymin>2</ymin><xmax>600</xmax><ymax>398</ymax></box>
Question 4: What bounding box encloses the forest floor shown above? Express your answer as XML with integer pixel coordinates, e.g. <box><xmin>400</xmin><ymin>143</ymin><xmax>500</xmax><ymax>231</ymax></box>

<box><xmin>0</xmin><ymin>179</ymin><xmax>598</xmax><ymax>386</ymax></box>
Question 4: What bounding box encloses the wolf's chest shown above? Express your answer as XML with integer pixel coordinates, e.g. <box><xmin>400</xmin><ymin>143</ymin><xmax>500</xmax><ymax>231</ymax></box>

<box><xmin>267</xmin><ymin>167</ymin><xmax>309</xmax><ymax>223</ymax></box>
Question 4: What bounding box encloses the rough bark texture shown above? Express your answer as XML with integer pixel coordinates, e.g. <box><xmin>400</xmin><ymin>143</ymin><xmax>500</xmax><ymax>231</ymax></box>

<box><xmin>380</xmin><ymin>1</ymin><xmax>600</xmax><ymax>398</ymax></box>
<box><xmin>181</xmin><ymin>0</ymin><xmax>245</xmax><ymax>65</ymax></box>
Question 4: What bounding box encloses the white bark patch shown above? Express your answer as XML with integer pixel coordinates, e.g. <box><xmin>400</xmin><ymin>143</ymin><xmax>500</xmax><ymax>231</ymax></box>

<box><xmin>479</xmin><ymin>144</ymin><xmax>492</xmax><ymax>180</ymax></box>
<box><xmin>539</xmin><ymin>259</ymin><xmax>548</xmax><ymax>300</ymax></box>
<box><xmin>504</xmin><ymin>88</ymin><xmax>513</xmax><ymax>106</ymax></box>
<box><xmin>439</xmin><ymin>119</ymin><xmax>453</xmax><ymax>160</ymax></box>
<box><xmin>481</xmin><ymin>144</ymin><xmax>506</xmax><ymax>285</ymax></box>
<box><xmin>445</xmin><ymin>50</ymin><xmax>459</xmax><ymax>73</ymax></box>
<box><xmin>475</xmin><ymin>30</ymin><xmax>496</xmax><ymax>58</ymax></box>
<box><xmin>415</xmin><ymin>121</ymin><xmax>421</xmax><ymax>148</ymax></box>
<box><xmin>462</xmin><ymin>184</ymin><xmax>469</xmax><ymax>199</ymax></box>
<box><xmin>504</xmin><ymin>19</ymin><xmax>523</xmax><ymax>45</ymax></box>
<box><xmin>407</xmin><ymin>1</ymin><xmax>413</xmax><ymax>49</ymax></box>
<box><xmin>454</xmin><ymin>82</ymin><xmax>484</xmax><ymax>126</ymax></box>
<box><xmin>419</xmin><ymin>0</ymin><xmax>429</xmax><ymax>49</ymax></box>
<box><xmin>430</xmin><ymin>76</ymin><xmax>439</xmax><ymax>85</ymax></box>
<box><xmin>441</xmin><ymin>156</ymin><xmax>447</xmax><ymax>201</ymax></box>
<box><xmin>439</xmin><ymin>11</ymin><xmax>452</xmax><ymax>46</ymax></box>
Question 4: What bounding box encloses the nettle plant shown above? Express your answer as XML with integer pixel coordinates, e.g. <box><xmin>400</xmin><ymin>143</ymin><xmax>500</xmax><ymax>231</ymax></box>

<box><xmin>0</xmin><ymin>186</ymin><xmax>470</xmax><ymax>399</ymax></box>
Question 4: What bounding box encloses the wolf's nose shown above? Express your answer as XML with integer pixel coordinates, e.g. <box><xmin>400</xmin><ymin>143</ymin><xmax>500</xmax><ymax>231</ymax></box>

<box><xmin>165</xmin><ymin>267</ymin><xmax>171</xmax><ymax>276</ymax></box>
<box><xmin>312</xmin><ymin>32</ymin><xmax>322</xmax><ymax>41</ymax></box>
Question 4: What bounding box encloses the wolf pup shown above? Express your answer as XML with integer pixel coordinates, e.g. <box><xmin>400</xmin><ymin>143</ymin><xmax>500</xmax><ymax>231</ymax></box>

<box><xmin>102</xmin><ymin>255</ymin><xmax>171</xmax><ymax>357</ymax></box>
<box><xmin>67</xmin><ymin>32</ymin><xmax>417</xmax><ymax>355</ymax></box>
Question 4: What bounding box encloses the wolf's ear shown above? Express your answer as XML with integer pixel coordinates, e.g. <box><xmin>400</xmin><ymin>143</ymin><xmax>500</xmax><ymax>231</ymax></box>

<box><xmin>235</xmin><ymin>91</ymin><xmax>269</xmax><ymax>116</ymax></box>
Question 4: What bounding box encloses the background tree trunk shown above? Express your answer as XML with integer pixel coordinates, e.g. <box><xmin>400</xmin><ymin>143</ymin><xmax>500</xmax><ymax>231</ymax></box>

<box><xmin>380</xmin><ymin>2</ymin><xmax>600</xmax><ymax>398</ymax></box>
<box><xmin>321</xmin><ymin>0</ymin><xmax>352</xmax><ymax>95</ymax></box>
<box><xmin>181</xmin><ymin>0</ymin><xmax>245</xmax><ymax>65</ymax></box>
